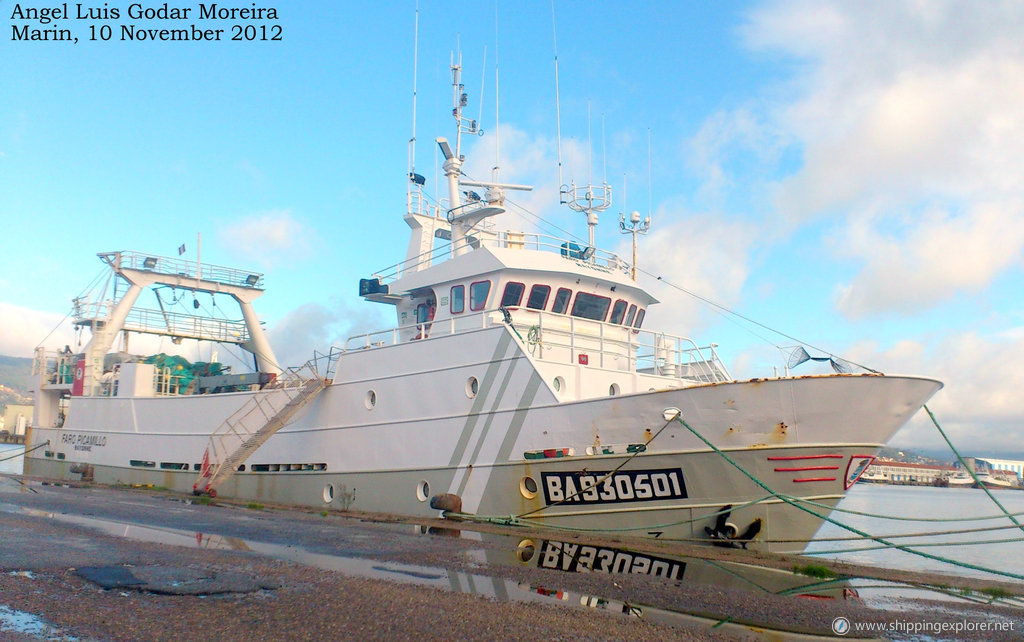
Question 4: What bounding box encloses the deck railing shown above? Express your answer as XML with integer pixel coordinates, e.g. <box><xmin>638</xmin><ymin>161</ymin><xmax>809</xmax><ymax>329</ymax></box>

<box><xmin>371</xmin><ymin>231</ymin><xmax>631</xmax><ymax>283</ymax></box>
<box><xmin>100</xmin><ymin>250</ymin><xmax>265</xmax><ymax>289</ymax></box>
<box><xmin>343</xmin><ymin>308</ymin><xmax>731</xmax><ymax>383</ymax></box>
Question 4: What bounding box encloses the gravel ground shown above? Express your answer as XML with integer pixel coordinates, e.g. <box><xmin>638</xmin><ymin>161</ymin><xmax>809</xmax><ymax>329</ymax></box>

<box><xmin>1</xmin><ymin>475</ymin><xmax>1021</xmax><ymax>641</ymax></box>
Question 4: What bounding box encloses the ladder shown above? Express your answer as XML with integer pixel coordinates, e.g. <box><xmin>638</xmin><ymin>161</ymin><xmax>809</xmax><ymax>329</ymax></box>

<box><xmin>193</xmin><ymin>348</ymin><xmax>340</xmax><ymax>497</ymax></box>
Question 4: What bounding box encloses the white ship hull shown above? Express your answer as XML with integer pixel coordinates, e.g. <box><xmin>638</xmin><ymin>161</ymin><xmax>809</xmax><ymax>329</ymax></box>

<box><xmin>25</xmin><ymin>56</ymin><xmax>943</xmax><ymax>555</ymax></box>
<box><xmin>27</xmin><ymin>326</ymin><xmax>941</xmax><ymax>552</ymax></box>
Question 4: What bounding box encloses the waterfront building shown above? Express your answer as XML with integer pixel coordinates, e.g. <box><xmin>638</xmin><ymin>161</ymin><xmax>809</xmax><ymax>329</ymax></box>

<box><xmin>862</xmin><ymin>460</ymin><xmax>955</xmax><ymax>485</ymax></box>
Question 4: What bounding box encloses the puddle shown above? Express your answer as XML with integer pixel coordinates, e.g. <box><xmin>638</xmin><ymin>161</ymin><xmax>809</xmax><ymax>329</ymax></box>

<box><xmin>9</xmin><ymin>505</ymin><xmax>1021</xmax><ymax>639</ymax></box>
<box><xmin>10</xmin><ymin>509</ymin><xmax>862</xmax><ymax>637</ymax></box>
<box><xmin>0</xmin><ymin>605</ymin><xmax>77</xmax><ymax>641</ymax></box>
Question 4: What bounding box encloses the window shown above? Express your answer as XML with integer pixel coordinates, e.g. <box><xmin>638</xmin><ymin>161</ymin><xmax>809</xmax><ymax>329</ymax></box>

<box><xmin>624</xmin><ymin>304</ymin><xmax>637</xmax><ymax>326</ymax></box>
<box><xmin>416</xmin><ymin>303</ymin><xmax>431</xmax><ymax>323</ymax></box>
<box><xmin>633</xmin><ymin>308</ymin><xmax>646</xmax><ymax>329</ymax></box>
<box><xmin>571</xmin><ymin>293</ymin><xmax>612</xmax><ymax>321</ymax></box>
<box><xmin>552</xmin><ymin>288</ymin><xmax>572</xmax><ymax>314</ymax></box>
<box><xmin>526</xmin><ymin>285</ymin><xmax>550</xmax><ymax>310</ymax></box>
<box><xmin>609</xmin><ymin>300</ymin><xmax>628</xmax><ymax>324</ymax></box>
<box><xmin>501</xmin><ymin>282</ymin><xmax>525</xmax><ymax>307</ymax></box>
<box><xmin>470</xmin><ymin>280</ymin><xmax>491</xmax><ymax>311</ymax></box>
<box><xmin>450</xmin><ymin>285</ymin><xmax>465</xmax><ymax>314</ymax></box>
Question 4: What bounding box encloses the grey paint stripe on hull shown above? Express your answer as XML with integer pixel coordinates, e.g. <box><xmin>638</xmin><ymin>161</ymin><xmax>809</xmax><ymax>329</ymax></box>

<box><xmin>494</xmin><ymin>372</ymin><xmax>543</xmax><ymax>463</ymax></box>
<box><xmin>454</xmin><ymin>343</ymin><xmax>522</xmax><ymax>498</ymax></box>
<box><xmin>448</xmin><ymin>331</ymin><xmax>513</xmax><ymax>468</ymax></box>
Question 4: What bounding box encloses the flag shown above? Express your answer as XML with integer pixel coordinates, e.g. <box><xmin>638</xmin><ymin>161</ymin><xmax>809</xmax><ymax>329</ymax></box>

<box><xmin>178</xmin><ymin>244</ymin><xmax>186</xmax><ymax>255</ymax></box>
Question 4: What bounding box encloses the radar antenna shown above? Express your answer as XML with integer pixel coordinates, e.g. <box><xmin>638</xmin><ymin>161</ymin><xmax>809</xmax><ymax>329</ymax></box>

<box><xmin>561</xmin><ymin>104</ymin><xmax>611</xmax><ymax>260</ymax></box>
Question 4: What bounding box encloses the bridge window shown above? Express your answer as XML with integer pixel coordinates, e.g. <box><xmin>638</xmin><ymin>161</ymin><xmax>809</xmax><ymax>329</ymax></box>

<box><xmin>450</xmin><ymin>285</ymin><xmax>465</xmax><ymax>314</ymax></box>
<box><xmin>634</xmin><ymin>308</ymin><xmax>646</xmax><ymax>329</ymax></box>
<box><xmin>552</xmin><ymin>288</ymin><xmax>572</xmax><ymax>314</ymax></box>
<box><xmin>571</xmin><ymin>293</ymin><xmax>611</xmax><ymax>322</ymax></box>
<box><xmin>501</xmin><ymin>282</ymin><xmax>525</xmax><ymax>307</ymax></box>
<box><xmin>470</xmin><ymin>280</ymin><xmax>491</xmax><ymax>311</ymax></box>
<box><xmin>624</xmin><ymin>304</ymin><xmax>637</xmax><ymax>326</ymax></box>
<box><xmin>609</xmin><ymin>299</ymin><xmax>628</xmax><ymax>324</ymax></box>
<box><xmin>526</xmin><ymin>285</ymin><xmax>550</xmax><ymax>310</ymax></box>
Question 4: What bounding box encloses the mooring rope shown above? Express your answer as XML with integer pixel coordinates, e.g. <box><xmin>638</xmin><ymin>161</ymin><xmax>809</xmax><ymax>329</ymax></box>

<box><xmin>922</xmin><ymin>404</ymin><xmax>1024</xmax><ymax>532</ymax></box>
<box><xmin>803</xmin><ymin>535</ymin><xmax>1024</xmax><ymax>556</ymax></box>
<box><xmin>671</xmin><ymin>413</ymin><xmax>1024</xmax><ymax>582</ymax></box>
<box><xmin>788</xmin><ymin>495</ymin><xmax>1024</xmax><ymax>523</ymax></box>
<box><xmin>0</xmin><ymin>440</ymin><xmax>48</xmax><ymax>463</ymax></box>
<box><xmin>514</xmin><ymin>413</ymin><xmax>677</xmax><ymax>519</ymax></box>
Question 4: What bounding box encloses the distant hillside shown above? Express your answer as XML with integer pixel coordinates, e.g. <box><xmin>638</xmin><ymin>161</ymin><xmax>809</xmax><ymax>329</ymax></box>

<box><xmin>0</xmin><ymin>355</ymin><xmax>33</xmax><ymax>404</ymax></box>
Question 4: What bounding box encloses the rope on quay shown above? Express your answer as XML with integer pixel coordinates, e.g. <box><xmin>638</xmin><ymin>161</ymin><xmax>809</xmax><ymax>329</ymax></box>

<box><xmin>670</xmin><ymin>412</ymin><xmax>1024</xmax><ymax>583</ymax></box>
<box><xmin>923</xmin><ymin>403</ymin><xmax>1024</xmax><ymax>533</ymax></box>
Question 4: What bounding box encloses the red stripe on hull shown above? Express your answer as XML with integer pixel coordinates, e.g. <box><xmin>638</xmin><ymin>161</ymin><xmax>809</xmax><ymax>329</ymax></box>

<box><xmin>774</xmin><ymin>465</ymin><xmax>840</xmax><ymax>472</ymax></box>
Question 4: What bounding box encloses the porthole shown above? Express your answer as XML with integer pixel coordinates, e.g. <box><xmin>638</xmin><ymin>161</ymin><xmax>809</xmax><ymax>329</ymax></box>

<box><xmin>520</xmin><ymin>476</ymin><xmax>538</xmax><ymax>499</ymax></box>
<box><xmin>365</xmin><ymin>390</ymin><xmax>377</xmax><ymax>409</ymax></box>
<box><xmin>416</xmin><ymin>480</ymin><xmax>430</xmax><ymax>502</ymax></box>
<box><xmin>516</xmin><ymin>539</ymin><xmax>536</xmax><ymax>564</ymax></box>
<box><xmin>609</xmin><ymin>383</ymin><xmax>620</xmax><ymax>396</ymax></box>
<box><xmin>323</xmin><ymin>483</ymin><xmax>335</xmax><ymax>503</ymax></box>
<box><xmin>553</xmin><ymin>376</ymin><xmax>564</xmax><ymax>392</ymax></box>
<box><xmin>466</xmin><ymin>376</ymin><xmax>479</xmax><ymax>398</ymax></box>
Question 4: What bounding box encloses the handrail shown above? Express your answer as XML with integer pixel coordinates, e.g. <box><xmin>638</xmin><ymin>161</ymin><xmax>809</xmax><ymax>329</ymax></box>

<box><xmin>342</xmin><ymin>307</ymin><xmax>731</xmax><ymax>383</ymax></box>
<box><xmin>370</xmin><ymin>231</ymin><xmax>632</xmax><ymax>284</ymax></box>
<box><xmin>99</xmin><ymin>250</ymin><xmax>265</xmax><ymax>289</ymax></box>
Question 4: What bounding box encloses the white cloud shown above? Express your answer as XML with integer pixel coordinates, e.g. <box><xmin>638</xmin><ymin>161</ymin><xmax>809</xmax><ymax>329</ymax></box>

<box><xmin>626</xmin><ymin>207</ymin><xmax>758</xmax><ymax>336</ymax></box>
<box><xmin>835</xmin><ymin>200</ymin><xmax>1024</xmax><ymax>318</ymax></box>
<box><xmin>736</xmin><ymin>1</ymin><xmax>1024</xmax><ymax>318</ymax></box>
<box><xmin>0</xmin><ymin>303</ymin><xmax>76</xmax><ymax>358</ymax></box>
<box><xmin>846</xmin><ymin>330</ymin><xmax>1024</xmax><ymax>455</ymax></box>
<box><xmin>217</xmin><ymin>210</ymin><xmax>315</xmax><ymax>268</ymax></box>
<box><xmin>267</xmin><ymin>299</ymin><xmax>389</xmax><ymax>369</ymax></box>
<box><xmin>687</xmin><ymin>108</ymin><xmax>783</xmax><ymax>209</ymax></box>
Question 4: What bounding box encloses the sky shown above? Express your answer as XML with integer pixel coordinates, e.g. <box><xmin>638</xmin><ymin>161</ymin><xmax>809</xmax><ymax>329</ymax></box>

<box><xmin>2</xmin><ymin>1</ymin><xmax>1023</xmax><ymax>456</ymax></box>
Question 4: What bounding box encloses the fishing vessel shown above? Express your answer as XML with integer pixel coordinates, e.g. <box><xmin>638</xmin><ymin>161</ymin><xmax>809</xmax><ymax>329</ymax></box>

<box><xmin>25</xmin><ymin>61</ymin><xmax>942</xmax><ymax>553</ymax></box>
<box><xmin>971</xmin><ymin>464</ymin><xmax>1019</xmax><ymax>490</ymax></box>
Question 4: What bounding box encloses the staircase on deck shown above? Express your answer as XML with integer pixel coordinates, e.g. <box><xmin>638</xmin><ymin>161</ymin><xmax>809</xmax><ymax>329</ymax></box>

<box><xmin>194</xmin><ymin>349</ymin><xmax>339</xmax><ymax>497</ymax></box>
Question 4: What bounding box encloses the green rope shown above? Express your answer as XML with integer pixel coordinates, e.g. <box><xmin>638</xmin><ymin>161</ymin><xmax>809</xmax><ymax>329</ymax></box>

<box><xmin>0</xmin><ymin>440</ymin><xmax>48</xmax><ymax>463</ymax></box>
<box><xmin>791</xmin><ymin>494</ymin><xmax>1024</xmax><ymax>523</ymax></box>
<box><xmin>923</xmin><ymin>404</ymin><xmax>1024</xmax><ymax>532</ymax></box>
<box><xmin>672</xmin><ymin>414</ymin><xmax>1024</xmax><ymax>582</ymax></box>
<box><xmin>804</xmin><ymin>535</ymin><xmax>1024</xmax><ymax>556</ymax></box>
<box><xmin>516</xmin><ymin>414</ymin><xmax>678</xmax><ymax>519</ymax></box>
<box><xmin>767</xmin><ymin>518</ymin><xmax>1024</xmax><ymax>543</ymax></box>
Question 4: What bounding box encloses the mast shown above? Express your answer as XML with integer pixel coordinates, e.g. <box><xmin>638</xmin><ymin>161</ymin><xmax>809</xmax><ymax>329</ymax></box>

<box><xmin>437</xmin><ymin>56</ymin><xmax>531</xmax><ymax>258</ymax></box>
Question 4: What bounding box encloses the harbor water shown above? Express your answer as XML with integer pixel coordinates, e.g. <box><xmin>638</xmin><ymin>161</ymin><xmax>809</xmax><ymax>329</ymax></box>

<box><xmin>806</xmin><ymin>483</ymin><xmax>1024</xmax><ymax>582</ymax></box>
<box><xmin>0</xmin><ymin>444</ymin><xmax>24</xmax><ymax>476</ymax></box>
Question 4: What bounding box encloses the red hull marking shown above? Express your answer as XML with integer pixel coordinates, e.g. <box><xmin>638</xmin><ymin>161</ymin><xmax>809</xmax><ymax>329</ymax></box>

<box><xmin>792</xmin><ymin>477</ymin><xmax>838</xmax><ymax>483</ymax></box>
<box><xmin>773</xmin><ymin>465</ymin><xmax>840</xmax><ymax>472</ymax></box>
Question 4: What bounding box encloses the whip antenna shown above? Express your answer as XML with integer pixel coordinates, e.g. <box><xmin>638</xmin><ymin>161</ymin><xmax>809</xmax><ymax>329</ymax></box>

<box><xmin>551</xmin><ymin>0</ymin><xmax>564</xmax><ymax>199</ymax></box>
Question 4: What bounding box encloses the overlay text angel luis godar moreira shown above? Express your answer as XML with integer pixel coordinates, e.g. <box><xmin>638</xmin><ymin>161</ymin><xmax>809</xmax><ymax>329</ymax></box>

<box><xmin>10</xmin><ymin>2</ymin><xmax>282</xmax><ymax>43</ymax></box>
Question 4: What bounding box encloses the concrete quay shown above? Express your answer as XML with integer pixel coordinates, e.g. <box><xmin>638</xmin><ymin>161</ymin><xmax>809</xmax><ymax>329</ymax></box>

<box><xmin>1</xmin><ymin>475</ymin><xmax>1022</xmax><ymax>641</ymax></box>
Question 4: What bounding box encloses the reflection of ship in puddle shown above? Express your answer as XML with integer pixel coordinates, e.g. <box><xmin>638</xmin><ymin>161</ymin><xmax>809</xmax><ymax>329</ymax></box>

<box><xmin>512</xmin><ymin>537</ymin><xmax>858</xmax><ymax>602</ymax></box>
<box><xmin>18</xmin><ymin>509</ymin><xmax>861</xmax><ymax>637</ymax></box>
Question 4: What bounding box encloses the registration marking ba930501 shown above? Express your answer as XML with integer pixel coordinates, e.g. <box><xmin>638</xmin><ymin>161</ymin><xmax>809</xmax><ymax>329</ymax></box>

<box><xmin>541</xmin><ymin>468</ymin><xmax>687</xmax><ymax>505</ymax></box>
